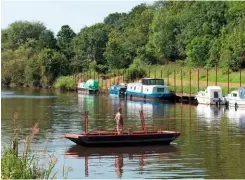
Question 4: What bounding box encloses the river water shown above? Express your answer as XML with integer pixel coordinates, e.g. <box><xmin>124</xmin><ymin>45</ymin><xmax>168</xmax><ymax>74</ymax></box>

<box><xmin>1</xmin><ymin>87</ymin><xmax>245</xmax><ymax>179</ymax></box>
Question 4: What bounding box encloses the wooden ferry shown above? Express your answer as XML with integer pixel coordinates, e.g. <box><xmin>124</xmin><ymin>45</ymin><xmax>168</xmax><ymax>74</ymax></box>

<box><xmin>64</xmin><ymin>111</ymin><xmax>181</xmax><ymax>147</ymax></box>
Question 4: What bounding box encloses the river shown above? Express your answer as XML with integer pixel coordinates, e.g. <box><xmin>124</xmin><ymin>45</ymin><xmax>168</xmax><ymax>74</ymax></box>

<box><xmin>1</xmin><ymin>87</ymin><xmax>245</xmax><ymax>179</ymax></box>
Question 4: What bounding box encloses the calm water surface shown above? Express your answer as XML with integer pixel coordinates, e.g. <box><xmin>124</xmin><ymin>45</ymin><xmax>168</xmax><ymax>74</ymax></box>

<box><xmin>1</xmin><ymin>87</ymin><xmax>245</xmax><ymax>179</ymax></box>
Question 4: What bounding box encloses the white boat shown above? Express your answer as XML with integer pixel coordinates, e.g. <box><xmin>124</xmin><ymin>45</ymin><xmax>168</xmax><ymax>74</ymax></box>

<box><xmin>195</xmin><ymin>86</ymin><xmax>226</xmax><ymax>105</ymax></box>
<box><xmin>126</xmin><ymin>78</ymin><xmax>175</xmax><ymax>101</ymax></box>
<box><xmin>225</xmin><ymin>87</ymin><xmax>245</xmax><ymax>108</ymax></box>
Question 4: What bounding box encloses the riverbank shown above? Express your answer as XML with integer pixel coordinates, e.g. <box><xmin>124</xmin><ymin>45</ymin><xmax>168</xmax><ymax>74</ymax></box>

<box><xmin>3</xmin><ymin>64</ymin><xmax>244</xmax><ymax>95</ymax></box>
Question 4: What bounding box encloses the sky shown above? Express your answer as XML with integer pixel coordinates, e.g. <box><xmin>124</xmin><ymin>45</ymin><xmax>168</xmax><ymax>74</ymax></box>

<box><xmin>1</xmin><ymin>0</ymin><xmax>151</xmax><ymax>34</ymax></box>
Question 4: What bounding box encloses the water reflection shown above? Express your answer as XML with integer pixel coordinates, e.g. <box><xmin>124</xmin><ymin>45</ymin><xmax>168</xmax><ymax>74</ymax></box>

<box><xmin>65</xmin><ymin>145</ymin><xmax>179</xmax><ymax>178</ymax></box>
<box><xmin>126</xmin><ymin>100</ymin><xmax>170</xmax><ymax>119</ymax></box>
<box><xmin>226</xmin><ymin>109</ymin><xmax>245</xmax><ymax>129</ymax></box>
<box><xmin>196</xmin><ymin>104</ymin><xmax>225</xmax><ymax>121</ymax></box>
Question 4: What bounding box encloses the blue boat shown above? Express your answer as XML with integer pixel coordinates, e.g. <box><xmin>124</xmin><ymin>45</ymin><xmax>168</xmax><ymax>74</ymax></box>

<box><xmin>109</xmin><ymin>84</ymin><xmax>127</xmax><ymax>97</ymax></box>
<box><xmin>126</xmin><ymin>78</ymin><xmax>175</xmax><ymax>101</ymax></box>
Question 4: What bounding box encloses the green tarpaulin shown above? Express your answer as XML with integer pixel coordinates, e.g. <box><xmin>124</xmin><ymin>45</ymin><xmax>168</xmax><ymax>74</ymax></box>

<box><xmin>85</xmin><ymin>79</ymin><xmax>99</xmax><ymax>90</ymax></box>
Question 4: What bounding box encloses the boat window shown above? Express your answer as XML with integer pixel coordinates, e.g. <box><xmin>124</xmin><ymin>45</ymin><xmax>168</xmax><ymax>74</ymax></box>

<box><xmin>214</xmin><ymin>91</ymin><xmax>219</xmax><ymax>98</ymax></box>
<box><xmin>239</xmin><ymin>88</ymin><xmax>245</xmax><ymax>99</ymax></box>
<box><xmin>134</xmin><ymin>87</ymin><xmax>136</xmax><ymax>90</ymax></box>
<box><xmin>142</xmin><ymin>79</ymin><xmax>164</xmax><ymax>85</ymax></box>
<box><xmin>232</xmin><ymin>93</ymin><xmax>237</xmax><ymax>97</ymax></box>
<box><xmin>157</xmin><ymin>88</ymin><xmax>164</xmax><ymax>92</ymax></box>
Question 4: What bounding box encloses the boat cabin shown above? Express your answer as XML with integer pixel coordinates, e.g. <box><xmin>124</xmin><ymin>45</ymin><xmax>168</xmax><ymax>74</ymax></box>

<box><xmin>202</xmin><ymin>86</ymin><xmax>223</xmax><ymax>98</ymax></box>
<box><xmin>238</xmin><ymin>87</ymin><xmax>245</xmax><ymax>99</ymax></box>
<box><xmin>77</xmin><ymin>82</ymin><xmax>86</xmax><ymax>89</ymax></box>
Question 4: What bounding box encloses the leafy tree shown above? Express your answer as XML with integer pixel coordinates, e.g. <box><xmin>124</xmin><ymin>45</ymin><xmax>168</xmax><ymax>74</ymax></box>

<box><xmin>186</xmin><ymin>35</ymin><xmax>213</xmax><ymax>67</ymax></box>
<box><xmin>104</xmin><ymin>4</ymin><xmax>154</xmax><ymax>69</ymax></box>
<box><xmin>72</xmin><ymin>23</ymin><xmax>110</xmax><ymax>73</ymax></box>
<box><xmin>38</xmin><ymin>30</ymin><xmax>57</xmax><ymax>49</ymax></box>
<box><xmin>38</xmin><ymin>49</ymin><xmax>69</xmax><ymax>87</ymax></box>
<box><xmin>104</xmin><ymin>12</ymin><xmax>127</xmax><ymax>29</ymax></box>
<box><xmin>1</xmin><ymin>21</ymin><xmax>46</xmax><ymax>50</ymax></box>
<box><xmin>57</xmin><ymin>25</ymin><xmax>76</xmax><ymax>59</ymax></box>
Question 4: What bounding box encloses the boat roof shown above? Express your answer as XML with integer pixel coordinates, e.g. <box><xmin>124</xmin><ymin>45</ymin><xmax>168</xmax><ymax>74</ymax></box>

<box><xmin>207</xmin><ymin>86</ymin><xmax>222</xmax><ymax>90</ymax></box>
<box><xmin>142</xmin><ymin>78</ymin><xmax>163</xmax><ymax>80</ymax></box>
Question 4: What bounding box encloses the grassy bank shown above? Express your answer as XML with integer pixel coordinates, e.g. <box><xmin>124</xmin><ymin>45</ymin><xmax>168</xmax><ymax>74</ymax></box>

<box><xmin>72</xmin><ymin>64</ymin><xmax>244</xmax><ymax>95</ymax></box>
<box><xmin>147</xmin><ymin>64</ymin><xmax>245</xmax><ymax>84</ymax></box>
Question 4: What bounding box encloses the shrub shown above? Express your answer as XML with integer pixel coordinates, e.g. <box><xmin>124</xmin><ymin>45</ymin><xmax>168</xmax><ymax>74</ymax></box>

<box><xmin>54</xmin><ymin>76</ymin><xmax>76</xmax><ymax>91</ymax></box>
<box><xmin>125</xmin><ymin>58</ymin><xmax>147</xmax><ymax>82</ymax></box>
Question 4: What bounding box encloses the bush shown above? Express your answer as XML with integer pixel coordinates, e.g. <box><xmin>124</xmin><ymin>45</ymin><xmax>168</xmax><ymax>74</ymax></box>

<box><xmin>125</xmin><ymin>58</ymin><xmax>147</xmax><ymax>82</ymax></box>
<box><xmin>54</xmin><ymin>76</ymin><xmax>76</xmax><ymax>91</ymax></box>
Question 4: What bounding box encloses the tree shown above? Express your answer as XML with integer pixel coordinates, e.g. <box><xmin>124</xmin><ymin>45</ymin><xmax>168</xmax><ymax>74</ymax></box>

<box><xmin>38</xmin><ymin>30</ymin><xmax>57</xmax><ymax>49</ymax></box>
<box><xmin>1</xmin><ymin>21</ymin><xmax>46</xmax><ymax>50</ymax></box>
<box><xmin>57</xmin><ymin>25</ymin><xmax>76</xmax><ymax>59</ymax></box>
<box><xmin>104</xmin><ymin>12</ymin><xmax>127</xmax><ymax>29</ymax></box>
<box><xmin>72</xmin><ymin>23</ymin><xmax>110</xmax><ymax>73</ymax></box>
<box><xmin>186</xmin><ymin>35</ymin><xmax>213</xmax><ymax>67</ymax></box>
<box><xmin>38</xmin><ymin>49</ymin><xmax>69</xmax><ymax>87</ymax></box>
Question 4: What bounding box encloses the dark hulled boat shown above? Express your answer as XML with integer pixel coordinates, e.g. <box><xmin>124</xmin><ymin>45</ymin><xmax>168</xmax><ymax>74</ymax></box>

<box><xmin>65</xmin><ymin>131</ymin><xmax>180</xmax><ymax>147</ymax></box>
<box><xmin>64</xmin><ymin>111</ymin><xmax>181</xmax><ymax>147</ymax></box>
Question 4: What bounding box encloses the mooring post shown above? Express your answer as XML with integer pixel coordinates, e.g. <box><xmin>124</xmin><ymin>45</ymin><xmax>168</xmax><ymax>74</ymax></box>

<box><xmin>215</xmin><ymin>65</ymin><xmax>218</xmax><ymax>86</ymax></box>
<box><xmin>207</xmin><ymin>68</ymin><xmax>208</xmax><ymax>87</ymax></box>
<box><xmin>174</xmin><ymin>70</ymin><xmax>176</xmax><ymax>92</ymax></box>
<box><xmin>189</xmin><ymin>69</ymin><xmax>191</xmax><ymax>104</ymax></box>
<box><xmin>117</xmin><ymin>70</ymin><xmax>119</xmax><ymax>84</ymax></box>
<box><xmin>228</xmin><ymin>69</ymin><xmax>230</xmax><ymax>95</ymax></box>
<box><xmin>240</xmin><ymin>68</ymin><xmax>242</xmax><ymax>87</ymax></box>
<box><xmin>198</xmin><ymin>69</ymin><xmax>200</xmax><ymax>92</ymax></box>
<box><xmin>167</xmin><ymin>70</ymin><xmax>169</xmax><ymax>86</ymax></box>
<box><xmin>181</xmin><ymin>69</ymin><xmax>183</xmax><ymax>103</ymax></box>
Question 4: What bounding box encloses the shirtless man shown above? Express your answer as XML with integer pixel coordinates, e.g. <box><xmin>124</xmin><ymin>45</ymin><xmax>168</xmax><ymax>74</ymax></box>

<box><xmin>115</xmin><ymin>107</ymin><xmax>123</xmax><ymax>134</ymax></box>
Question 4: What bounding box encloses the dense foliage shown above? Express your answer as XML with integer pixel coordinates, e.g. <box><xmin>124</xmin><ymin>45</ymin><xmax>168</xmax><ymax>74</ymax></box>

<box><xmin>2</xmin><ymin>1</ymin><xmax>245</xmax><ymax>87</ymax></box>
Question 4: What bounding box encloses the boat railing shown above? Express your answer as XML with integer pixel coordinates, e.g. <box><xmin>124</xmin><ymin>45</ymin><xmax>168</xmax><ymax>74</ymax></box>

<box><xmin>81</xmin><ymin>110</ymin><xmax>178</xmax><ymax>135</ymax></box>
<box><xmin>86</xmin><ymin>125</ymin><xmax>174</xmax><ymax>135</ymax></box>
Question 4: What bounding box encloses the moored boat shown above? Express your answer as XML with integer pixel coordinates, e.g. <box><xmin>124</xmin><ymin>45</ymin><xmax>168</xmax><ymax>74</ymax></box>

<box><xmin>126</xmin><ymin>78</ymin><xmax>175</xmax><ymax>101</ymax></box>
<box><xmin>195</xmin><ymin>86</ymin><xmax>226</xmax><ymax>105</ymax></box>
<box><xmin>77</xmin><ymin>79</ymin><xmax>99</xmax><ymax>94</ymax></box>
<box><xmin>109</xmin><ymin>84</ymin><xmax>127</xmax><ymax>97</ymax></box>
<box><xmin>225</xmin><ymin>87</ymin><xmax>245</xmax><ymax>108</ymax></box>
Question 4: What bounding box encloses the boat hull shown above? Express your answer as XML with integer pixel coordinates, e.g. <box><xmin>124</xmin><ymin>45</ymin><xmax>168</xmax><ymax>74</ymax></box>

<box><xmin>126</xmin><ymin>92</ymin><xmax>176</xmax><ymax>102</ymax></box>
<box><xmin>77</xmin><ymin>88</ymin><xmax>99</xmax><ymax>94</ymax></box>
<box><xmin>196</xmin><ymin>96</ymin><xmax>226</xmax><ymax>105</ymax></box>
<box><xmin>65</xmin><ymin>131</ymin><xmax>181</xmax><ymax>147</ymax></box>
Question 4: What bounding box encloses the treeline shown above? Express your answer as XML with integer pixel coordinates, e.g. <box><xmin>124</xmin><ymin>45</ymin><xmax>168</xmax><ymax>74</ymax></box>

<box><xmin>1</xmin><ymin>1</ymin><xmax>245</xmax><ymax>87</ymax></box>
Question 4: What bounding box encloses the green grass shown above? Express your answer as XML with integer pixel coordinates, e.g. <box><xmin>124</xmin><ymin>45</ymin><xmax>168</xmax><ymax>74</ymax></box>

<box><xmin>147</xmin><ymin>64</ymin><xmax>245</xmax><ymax>84</ymax></box>
<box><xmin>169</xmin><ymin>85</ymin><xmax>237</xmax><ymax>95</ymax></box>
